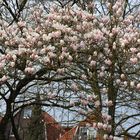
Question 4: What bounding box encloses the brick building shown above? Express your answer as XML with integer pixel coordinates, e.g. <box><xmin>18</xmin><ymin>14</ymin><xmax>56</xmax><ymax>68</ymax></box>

<box><xmin>0</xmin><ymin>110</ymin><xmax>77</xmax><ymax>140</ymax></box>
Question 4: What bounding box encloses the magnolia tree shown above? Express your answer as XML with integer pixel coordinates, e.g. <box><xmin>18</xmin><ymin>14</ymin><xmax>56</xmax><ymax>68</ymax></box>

<box><xmin>0</xmin><ymin>0</ymin><xmax>140</xmax><ymax>140</ymax></box>
<box><xmin>0</xmin><ymin>4</ymin><xmax>111</xmax><ymax>140</ymax></box>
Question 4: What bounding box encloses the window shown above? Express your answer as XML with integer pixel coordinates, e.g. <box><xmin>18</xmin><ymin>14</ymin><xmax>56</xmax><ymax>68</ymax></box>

<box><xmin>87</xmin><ymin>127</ymin><xmax>96</xmax><ymax>139</ymax></box>
<box><xmin>23</xmin><ymin>108</ymin><xmax>32</xmax><ymax>118</ymax></box>
<box><xmin>79</xmin><ymin>127</ymin><xmax>88</xmax><ymax>140</ymax></box>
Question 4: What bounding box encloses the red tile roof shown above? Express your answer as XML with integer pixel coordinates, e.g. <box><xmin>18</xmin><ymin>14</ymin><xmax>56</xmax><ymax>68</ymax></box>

<box><xmin>42</xmin><ymin>112</ymin><xmax>65</xmax><ymax>140</ymax></box>
<box><xmin>58</xmin><ymin>126</ymin><xmax>78</xmax><ymax>140</ymax></box>
<box><xmin>0</xmin><ymin>112</ymin><xmax>76</xmax><ymax>140</ymax></box>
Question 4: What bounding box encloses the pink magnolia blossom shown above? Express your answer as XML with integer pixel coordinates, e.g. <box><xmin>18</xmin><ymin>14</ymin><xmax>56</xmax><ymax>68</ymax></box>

<box><xmin>87</xmin><ymin>95</ymin><xmax>93</xmax><ymax>101</ymax></box>
<box><xmin>137</xmin><ymin>39</ymin><xmax>140</xmax><ymax>44</ymax></box>
<box><xmin>40</xmin><ymin>48</ymin><xmax>46</xmax><ymax>54</ymax></box>
<box><xmin>102</xmin><ymin>113</ymin><xmax>108</xmax><ymax>120</ymax></box>
<box><xmin>51</xmin><ymin>31</ymin><xmax>61</xmax><ymax>38</ymax></box>
<box><xmin>107</xmin><ymin>125</ymin><xmax>112</xmax><ymax>132</ymax></box>
<box><xmin>71</xmin><ymin>83</ymin><xmax>79</xmax><ymax>91</ymax></box>
<box><xmin>94</xmin><ymin>100</ymin><xmax>100</xmax><ymax>107</ymax></box>
<box><xmin>99</xmin><ymin>72</ymin><xmax>104</xmax><ymax>77</ymax></box>
<box><xmin>24</xmin><ymin>67</ymin><xmax>35</xmax><ymax>74</ymax></box>
<box><xmin>136</xmin><ymin>83</ymin><xmax>140</xmax><ymax>89</ymax></box>
<box><xmin>103</xmin><ymin>124</ymin><xmax>108</xmax><ymax>130</ymax></box>
<box><xmin>130</xmin><ymin>57</ymin><xmax>138</xmax><ymax>64</ymax></box>
<box><xmin>60</xmin><ymin>40</ymin><xmax>65</xmax><ymax>45</ymax></box>
<box><xmin>0</xmin><ymin>63</ymin><xmax>4</xmax><ymax>69</ymax></box>
<box><xmin>102</xmin><ymin>114</ymin><xmax>112</xmax><ymax>122</ymax></box>
<box><xmin>57</xmin><ymin>68</ymin><xmax>65</xmax><ymax>74</ymax></box>
<box><xmin>116</xmin><ymin>79</ymin><xmax>121</xmax><ymax>84</ymax></box>
<box><xmin>30</xmin><ymin>54</ymin><xmax>39</xmax><ymax>60</ymax></box>
<box><xmin>102</xmin><ymin>88</ymin><xmax>107</xmax><ymax>93</ymax></box>
<box><xmin>48</xmin><ymin>52</ymin><xmax>56</xmax><ymax>58</ymax></box>
<box><xmin>5</xmin><ymin>54</ymin><xmax>12</xmax><ymax>60</ymax></box>
<box><xmin>71</xmin><ymin>44</ymin><xmax>78</xmax><ymax>51</ymax></box>
<box><xmin>1</xmin><ymin>75</ymin><xmax>8</xmax><ymax>82</ymax></box>
<box><xmin>69</xmin><ymin>101</ymin><xmax>75</xmax><ymax>106</ymax></box>
<box><xmin>123</xmin><ymin>81</ymin><xmax>128</xmax><ymax>87</ymax></box>
<box><xmin>130</xmin><ymin>47</ymin><xmax>137</xmax><ymax>53</ymax></box>
<box><xmin>81</xmin><ymin>74</ymin><xmax>87</xmax><ymax>80</ymax></box>
<box><xmin>130</xmin><ymin>81</ymin><xmax>135</xmax><ymax>88</ymax></box>
<box><xmin>93</xmin><ymin>51</ymin><xmax>97</xmax><ymax>56</ymax></box>
<box><xmin>101</xmin><ymin>66</ymin><xmax>105</xmax><ymax>71</ymax></box>
<box><xmin>42</xmin><ymin>34</ymin><xmax>51</xmax><ymax>41</ymax></box>
<box><xmin>67</xmin><ymin>55</ymin><xmax>73</xmax><ymax>61</ymax></box>
<box><xmin>90</xmin><ymin>60</ymin><xmax>96</xmax><ymax>67</ymax></box>
<box><xmin>78</xmin><ymin>109</ymin><xmax>85</xmax><ymax>115</ymax></box>
<box><xmin>81</xmin><ymin>99</ymin><xmax>88</xmax><ymax>106</ymax></box>
<box><xmin>102</xmin><ymin>16</ymin><xmax>109</xmax><ymax>24</ymax></box>
<box><xmin>107</xmin><ymin>100</ymin><xmax>113</xmax><ymax>106</ymax></box>
<box><xmin>109</xmin><ymin>135</ymin><xmax>113</xmax><ymax>140</ymax></box>
<box><xmin>97</xmin><ymin>122</ymin><xmax>103</xmax><ymax>129</ymax></box>
<box><xmin>37</xmin><ymin>41</ymin><xmax>43</xmax><ymax>46</ymax></box>
<box><xmin>10</xmin><ymin>62</ymin><xmax>15</xmax><ymax>67</ymax></box>
<box><xmin>106</xmin><ymin>115</ymin><xmax>112</xmax><ymax>121</ymax></box>
<box><xmin>92</xmin><ymin>122</ymin><xmax>97</xmax><ymax>128</ymax></box>
<box><xmin>137</xmin><ymin>52</ymin><xmax>140</xmax><ymax>58</ymax></box>
<box><xmin>103</xmin><ymin>134</ymin><xmax>108</xmax><ymax>140</ymax></box>
<box><xmin>43</xmin><ymin>57</ymin><xmax>50</xmax><ymax>64</ymax></box>
<box><xmin>105</xmin><ymin>59</ymin><xmax>112</xmax><ymax>65</ymax></box>
<box><xmin>120</xmin><ymin>74</ymin><xmax>125</xmax><ymax>80</ymax></box>
<box><xmin>17</xmin><ymin>21</ymin><xmax>26</xmax><ymax>28</ymax></box>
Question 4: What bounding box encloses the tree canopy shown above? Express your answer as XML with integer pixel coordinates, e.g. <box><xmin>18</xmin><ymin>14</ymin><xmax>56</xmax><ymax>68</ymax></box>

<box><xmin>0</xmin><ymin>0</ymin><xmax>140</xmax><ymax>140</ymax></box>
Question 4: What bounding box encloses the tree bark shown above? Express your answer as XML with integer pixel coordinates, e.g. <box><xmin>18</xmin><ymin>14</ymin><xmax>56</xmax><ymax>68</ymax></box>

<box><xmin>10</xmin><ymin>115</ymin><xmax>21</xmax><ymax>140</ymax></box>
<box><xmin>0</xmin><ymin>124</ymin><xmax>6</xmax><ymax>140</ymax></box>
<box><xmin>0</xmin><ymin>112</ymin><xmax>10</xmax><ymax>140</ymax></box>
<box><xmin>0</xmin><ymin>101</ymin><xmax>21</xmax><ymax>140</ymax></box>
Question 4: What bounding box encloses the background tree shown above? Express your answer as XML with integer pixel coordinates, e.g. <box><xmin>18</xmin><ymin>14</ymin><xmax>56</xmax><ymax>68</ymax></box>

<box><xmin>26</xmin><ymin>93</ymin><xmax>45</xmax><ymax>140</ymax></box>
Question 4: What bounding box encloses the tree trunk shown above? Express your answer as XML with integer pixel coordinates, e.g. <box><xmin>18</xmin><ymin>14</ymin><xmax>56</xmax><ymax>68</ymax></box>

<box><xmin>0</xmin><ymin>124</ymin><xmax>6</xmax><ymax>140</ymax></box>
<box><xmin>0</xmin><ymin>113</ymin><xmax>10</xmax><ymax>140</ymax></box>
<box><xmin>108</xmin><ymin>102</ymin><xmax>116</xmax><ymax>135</ymax></box>
<box><xmin>10</xmin><ymin>115</ymin><xmax>21</xmax><ymax>140</ymax></box>
<box><xmin>0</xmin><ymin>101</ymin><xmax>20</xmax><ymax>140</ymax></box>
<box><xmin>108</xmin><ymin>85</ymin><xmax>117</xmax><ymax>135</ymax></box>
